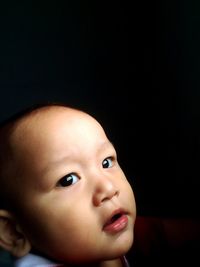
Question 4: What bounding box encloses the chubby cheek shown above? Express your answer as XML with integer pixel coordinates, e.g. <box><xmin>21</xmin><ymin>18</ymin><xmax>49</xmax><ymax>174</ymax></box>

<box><xmin>36</xmin><ymin>216</ymin><xmax>100</xmax><ymax>263</ymax></box>
<box><xmin>20</xmin><ymin>201</ymin><xmax>98</xmax><ymax>261</ymax></box>
<box><xmin>121</xmin><ymin>180</ymin><xmax>136</xmax><ymax>217</ymax></box>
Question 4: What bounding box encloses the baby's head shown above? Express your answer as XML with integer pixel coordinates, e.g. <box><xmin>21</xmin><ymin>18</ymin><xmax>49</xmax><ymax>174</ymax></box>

<box><xmin>0</xmin><ymin>104</ymin><xmax>136</xmax><ymax>265</ymax></box>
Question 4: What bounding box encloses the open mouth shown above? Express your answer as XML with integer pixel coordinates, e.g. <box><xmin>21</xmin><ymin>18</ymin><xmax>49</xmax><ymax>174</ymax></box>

<box><xmin>105</xmin><ymin>213</ymin><xmax>123</xmax><ymax>226</ymax></box>
<box><xmin>103</xmin><ymin>209</ymin><xmax>128</xmax><ymax>233</ymax></box>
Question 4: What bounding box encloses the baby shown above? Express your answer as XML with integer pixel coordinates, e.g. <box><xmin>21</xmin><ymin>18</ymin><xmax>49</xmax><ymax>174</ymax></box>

<box><xmin>0</xmin><ymin>103</ymin><xmax>136</xmax><ymax>267</ymax></box>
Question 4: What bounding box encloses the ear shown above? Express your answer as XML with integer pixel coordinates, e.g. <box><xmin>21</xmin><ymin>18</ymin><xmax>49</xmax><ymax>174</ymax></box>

<box><xmin>0</xmin><ymin>209</ymin><xmax>31</xmax><ymax>257</ymax></box>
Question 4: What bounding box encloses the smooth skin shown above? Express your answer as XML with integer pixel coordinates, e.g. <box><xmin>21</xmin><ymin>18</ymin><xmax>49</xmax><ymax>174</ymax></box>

<box><xmin>0</xmin><ymin>106</ymin><xmax>136</xmax><ymax>267</ymax></box>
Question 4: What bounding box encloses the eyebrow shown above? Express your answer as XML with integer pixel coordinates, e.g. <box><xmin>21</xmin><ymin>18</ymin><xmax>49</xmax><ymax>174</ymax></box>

<box><xmin>41</xmin><ymin>141</ymin><xmax>115</xmax><ymax>176</ymax></box>
<box><xmin>40</xmin><ymin>154</ymin><xmax>71</xmax><ymax>177</ymax></box>
<box><xmin>97</xmin><ymin>140</ymin><xmax>115</xmax><ymax>154</ymax></box>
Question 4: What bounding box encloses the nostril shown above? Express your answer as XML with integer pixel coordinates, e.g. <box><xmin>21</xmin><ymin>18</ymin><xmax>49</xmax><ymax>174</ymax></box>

<box><xmin>115</xmin><ymin>189</ymin><xmax>119</xmax><ymax>197</ymax></box>
<box><xmin>101</xmin><ymin>188</ymin><xmax>119</xmax><ymax>203</ymax></box>
<box><xmin>93</xmin><ymin>182</ymin><xmax>120</xmax><ymax>206</ymax></box>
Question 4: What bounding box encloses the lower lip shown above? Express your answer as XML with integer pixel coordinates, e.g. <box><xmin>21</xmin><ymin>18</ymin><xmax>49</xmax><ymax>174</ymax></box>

<box><xmin>103</xmin><ymin>214</ymin><xmax>128</xmax><ymax>233</ymax></box>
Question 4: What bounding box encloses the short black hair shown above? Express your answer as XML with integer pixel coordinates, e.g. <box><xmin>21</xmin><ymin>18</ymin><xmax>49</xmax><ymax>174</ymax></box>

<box><xmin>0</xmin><ymin>101</ymin><xmax>73</xmax><ymax>129</ymax></box>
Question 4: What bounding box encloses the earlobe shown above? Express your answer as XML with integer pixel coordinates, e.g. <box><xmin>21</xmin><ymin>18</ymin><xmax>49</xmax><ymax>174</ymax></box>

<box><xmin>0</xmin><ymin>209</ymin><xmax>31</xmax><ymax>257</ymax></box>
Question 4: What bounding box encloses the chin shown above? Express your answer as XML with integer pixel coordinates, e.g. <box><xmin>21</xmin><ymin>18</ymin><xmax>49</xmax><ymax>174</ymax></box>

<box><xmin>110</xmin><ymin>232</ymin><xmax>134</xmax><ymax>259</ymax></box>
<box><xmin>119</xmin><ymin>238</ymin><xmax>133</xmax><ymax>255</ymax></box>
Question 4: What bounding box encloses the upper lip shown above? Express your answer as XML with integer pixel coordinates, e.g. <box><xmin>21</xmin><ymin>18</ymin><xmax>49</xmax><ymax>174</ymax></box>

<box><xmin>103</xmin><ymin>208</ymin><xmax>127</xmax><ymax>229</ymax></box>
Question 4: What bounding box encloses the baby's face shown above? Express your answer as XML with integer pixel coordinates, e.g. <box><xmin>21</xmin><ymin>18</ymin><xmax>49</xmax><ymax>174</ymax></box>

<box><xmin>10</xmin><ymin>107</ymin><xmax>136</xmax><ymax>264</ymax></box>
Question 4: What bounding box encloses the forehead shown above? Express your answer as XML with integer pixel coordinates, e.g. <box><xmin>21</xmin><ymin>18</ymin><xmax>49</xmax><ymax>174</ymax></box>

<box><xmin>11</xmin><ymin>107</ymin><xmax>109</xmax><ymax>158</ymax></box>
<box><xmin>18</xmin><ymin>107</ymin><xmax>96</xmax><ymax>132</ymax></box>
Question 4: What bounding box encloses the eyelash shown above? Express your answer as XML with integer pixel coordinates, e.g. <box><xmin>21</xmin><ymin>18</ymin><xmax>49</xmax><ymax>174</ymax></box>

<box><xmin>57</xmin><ymin>156</ymin><xmax>115</xmax><ymax>187</ymax></box>
<box><xmin>57</xmin><ymin>173</ymin><xmax>79</xmax><ymax>187</ymax></box>
<box><xmin>102</xmin><ymin>156</ymin><xmax>115</xmax><ymax>168</ymax></box>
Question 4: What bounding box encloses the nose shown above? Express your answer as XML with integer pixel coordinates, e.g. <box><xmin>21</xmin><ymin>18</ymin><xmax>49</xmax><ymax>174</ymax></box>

<box><xmin>92</xmin><ymin>175</ymin><xmax>119</xmax><ymax>206</ymax></box>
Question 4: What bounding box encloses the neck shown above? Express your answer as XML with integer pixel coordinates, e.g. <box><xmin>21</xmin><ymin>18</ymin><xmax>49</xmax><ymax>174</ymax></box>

<box><xmin>66</xmin><ymin>257</ymin><xmax>124</xmax><ymax>267</ymax></box>
<box><xmin>98</xmin><ymin>258</ymin><xmax>123</xmax><ymax>267</ymax></box>
<box><xmin>29</xmin><ymin>250</ymin><xmax>125</xmax><ymax>267</ymax></box>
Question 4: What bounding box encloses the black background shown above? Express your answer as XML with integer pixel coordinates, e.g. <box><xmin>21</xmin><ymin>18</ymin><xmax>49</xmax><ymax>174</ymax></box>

<box><xmin>0</xmin><ymin>0</ymin><xmax>200</xmax><ymax>218</ymax></box>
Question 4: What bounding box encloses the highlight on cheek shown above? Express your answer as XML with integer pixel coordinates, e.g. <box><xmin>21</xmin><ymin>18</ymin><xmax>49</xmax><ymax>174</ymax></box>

<box><xmin>57</xmin><ymin>173</ymin><xmax>80</xmax><ymax>187</ymax></box>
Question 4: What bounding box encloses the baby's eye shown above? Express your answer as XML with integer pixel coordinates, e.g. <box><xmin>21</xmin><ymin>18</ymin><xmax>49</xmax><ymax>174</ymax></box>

<box><xmin>102</xmin><ymin>157</ymin><xmax>114</xmax><ymax>168</ymax></box>
<box><xmin>57</xmin><ymin>173</ymin><xmax>79</xmax><ymax>187</ymax></box>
